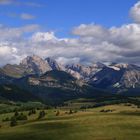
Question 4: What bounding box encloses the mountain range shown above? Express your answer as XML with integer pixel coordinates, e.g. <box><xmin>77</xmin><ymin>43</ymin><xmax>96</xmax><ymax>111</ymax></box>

<box><xmin>0</xmin><ymin>55</ymin><xmax>140</xmax><ymax>104</ymax></box>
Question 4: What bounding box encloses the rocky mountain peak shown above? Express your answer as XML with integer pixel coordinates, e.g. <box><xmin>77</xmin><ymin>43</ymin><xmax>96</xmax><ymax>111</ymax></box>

<box><xmin>20</xmin><ymin>55</ymin><xmax>52</xmax><ymax>74</ymax></box>
<box><xmin>90</xmin><ymin>62</ymin><xmax>140</xmax><ymax>91</ymax></box>
<box><xmin>45</xmin><ymin>57</ymin><xmax>65</xmax><ymax>71</ymax></box>
<box><xmin>91</xmin><ymin>62</ymin><xmax>105</xmax><ymax>68</ymax></box>
<box><xmin>109</xmin><ymin>63</ymin><xmax>140</xmax><ymax>71</ymax></box>
<box><xmin>65</xmin><ymin>62</ymin><xmax>105</xmax><ymax>80</ymax></box>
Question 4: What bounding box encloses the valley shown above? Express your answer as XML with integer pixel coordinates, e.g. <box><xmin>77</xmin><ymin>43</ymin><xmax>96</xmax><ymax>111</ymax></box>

<box><xmin>0</xmin><ymin>55</ymin><xmax>140</xmax><ymax>140</ymax></box>
<box><xmin>0</xmin><ymin>0</ymin><xmax>140</xmax><ymax>140</ymax></box>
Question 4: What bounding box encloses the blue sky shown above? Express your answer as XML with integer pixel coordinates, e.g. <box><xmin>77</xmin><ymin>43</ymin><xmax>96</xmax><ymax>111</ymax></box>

<box><xmin>0</xmin><ymin>0</ymin><xmax>138</xmax><ymax>37</ymax></box>
<box><xmin>0</xmin><ymin>0</ymin><xmax>140</xmax><ymax>66</ymax></box>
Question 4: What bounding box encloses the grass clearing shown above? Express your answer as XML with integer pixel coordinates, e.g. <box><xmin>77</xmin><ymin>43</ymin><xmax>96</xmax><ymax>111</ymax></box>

<box><xmin>0</xmin><ymin>104</ymin><xmax>140</xmax><ymax>140</ymax></box>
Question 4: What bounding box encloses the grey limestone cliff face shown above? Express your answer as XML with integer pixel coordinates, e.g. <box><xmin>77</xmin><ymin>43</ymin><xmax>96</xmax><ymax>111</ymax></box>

<box><xmin>66</xmin><ymin>62</ymin><xmax>105</xmax><ymax>80</ymax></box>
<box><xmin>45</xmin><ymin>57</ymin><xmax>65</xmax><ymax>71</ymax></box>
<box><xmin>20</xmin><ymin>55</ymin><xmax>52</xmax><ymax>74</ymax></box>
<box><xmin>119</xmin><ymin>66</ymin><xmax>140</xmax><ymax>88</ymax></box>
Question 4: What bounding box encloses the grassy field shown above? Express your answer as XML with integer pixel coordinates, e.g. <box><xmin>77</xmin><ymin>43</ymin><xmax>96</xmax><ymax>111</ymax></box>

<box><xmin>0</xmin><ymin>104</ymin><xmax>140</xmax><ymax>140</ymax></box>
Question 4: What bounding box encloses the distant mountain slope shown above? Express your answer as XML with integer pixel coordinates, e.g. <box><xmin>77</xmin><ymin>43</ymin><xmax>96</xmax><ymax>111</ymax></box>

<box><xmin>66</xmin><ymin>62</ymin><xmax>105</xmax><ymax>80</ymax></box>
<box><xmin>0</xmin><ymin>84</ymin><xmax>39</xmax><ymax>102</ymax></box>
<box><xmin>90</xmin><ymin>63</ymin><xmax>140</xmax><ymax>92</ymax></box>
<box><xmin>0</xmin><ymin>55</ymin><xmax>140</xmax><ymax>99</ymax></box>
<box><xmin>89</xmin><ymin>67</ymin><xmax>124</xmax><ymax>88</ymax></box>
<box><xmin>13</xmin><ymin>70</ymin><xmax>107</xmax><ymax>104</ymax></box>
<box><xmin>1</xmin><ymin>55</ymin><xmax>65</xmax><ymax>78</ymax></box>
<box><xmin>45</xmin><ymin>57</ymin><xmax>65</xmax><ymax>71</ymax></box>
<box><xmin>1</xmin><ymin>64</ymin><xmax>29</xmax><ymax>78</ymax></box>
<box><xmin>1</xmin><ymin>55</ymin><xmax>51</xmax><ymax>78</ymax></box>
<box><xmin>20</xmin><ymin>55</ymin><xmax>52</xmax><ymax>74</ymax></box>
<box><xmin>1</xmin><ymin>55</ymin><xmax>106</xmax><ymax>80</ymax></box>
<box><xmin>0</xmin><ymin>69</ymin><xmax>15</xmax><ymax>84</ymax></box>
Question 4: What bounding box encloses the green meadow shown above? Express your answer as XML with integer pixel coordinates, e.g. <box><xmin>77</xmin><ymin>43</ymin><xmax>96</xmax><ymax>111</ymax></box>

<box><xmin>0</xmin><ymin>103</ymin><xmax>140</xmax><ymax>140</ymax></box>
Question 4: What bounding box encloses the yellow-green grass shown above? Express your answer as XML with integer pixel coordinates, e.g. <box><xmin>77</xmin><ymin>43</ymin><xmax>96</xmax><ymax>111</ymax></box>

<box><xmin>0</xmin><ymin>104</ymin><xmax>140</xmax><ymax>140</ymax></box>
<box><xmin>88</xmin><ymin>104</ymin><xmax>140</xmax><ymax>112</ymax></box>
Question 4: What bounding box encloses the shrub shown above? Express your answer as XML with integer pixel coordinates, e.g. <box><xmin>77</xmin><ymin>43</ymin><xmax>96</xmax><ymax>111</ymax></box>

<box><xmin>10</xmin><ymin>116</ymin><xmax>17</xmax><ymax>127</ymax></box>
<box><xmin>38</xmin><ymin>111</ymin><xmax>46</xmax><ymax>119</ymax></box>
<box><xmin>100</xmin><ymin>109</ymin><xmax>113</xmax><ymax>113</ymax></box>
<box><xmin>28</xmin><ymin>109</ymin><xmax>36</xmax><ymax>116</ymax></box>
<box><xmin>69</xmin><ymin>109</ymin><xmax>73</xmax><ymax>114</ymax></box>
<box><xmin>14</xmin><ymin>110</ymin><xmax>19</xmax><ymax>117</ymax></box>
<box><xmin>56</xmin><ymin>110</ymin><xmax>60</xmax><ymax>116</ymax></box>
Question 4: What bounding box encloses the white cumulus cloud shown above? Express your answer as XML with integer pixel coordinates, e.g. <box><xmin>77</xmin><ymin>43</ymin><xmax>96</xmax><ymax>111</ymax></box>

<box><xmin>0</xmin><ymin>1</ymin><xmax>140</xmax><ymax>66</ymax></box>
<box><xmin>130</xmin><ymin>1</ymin><xmax>140</xmax><ymax>23</ymax></box>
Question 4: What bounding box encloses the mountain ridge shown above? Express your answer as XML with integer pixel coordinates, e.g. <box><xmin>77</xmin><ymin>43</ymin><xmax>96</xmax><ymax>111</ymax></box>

<box><xmin>0</xmin><ymin>55</ymin><xmax>140</xmax><ymax>100</ymax></box>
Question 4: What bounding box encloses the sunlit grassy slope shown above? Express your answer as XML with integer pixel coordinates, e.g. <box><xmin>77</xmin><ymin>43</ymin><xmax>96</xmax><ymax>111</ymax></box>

<box><xmin>0</xmin><ymin>104</ymin><xmax>140</xmax><ymax>140</ymax></box>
